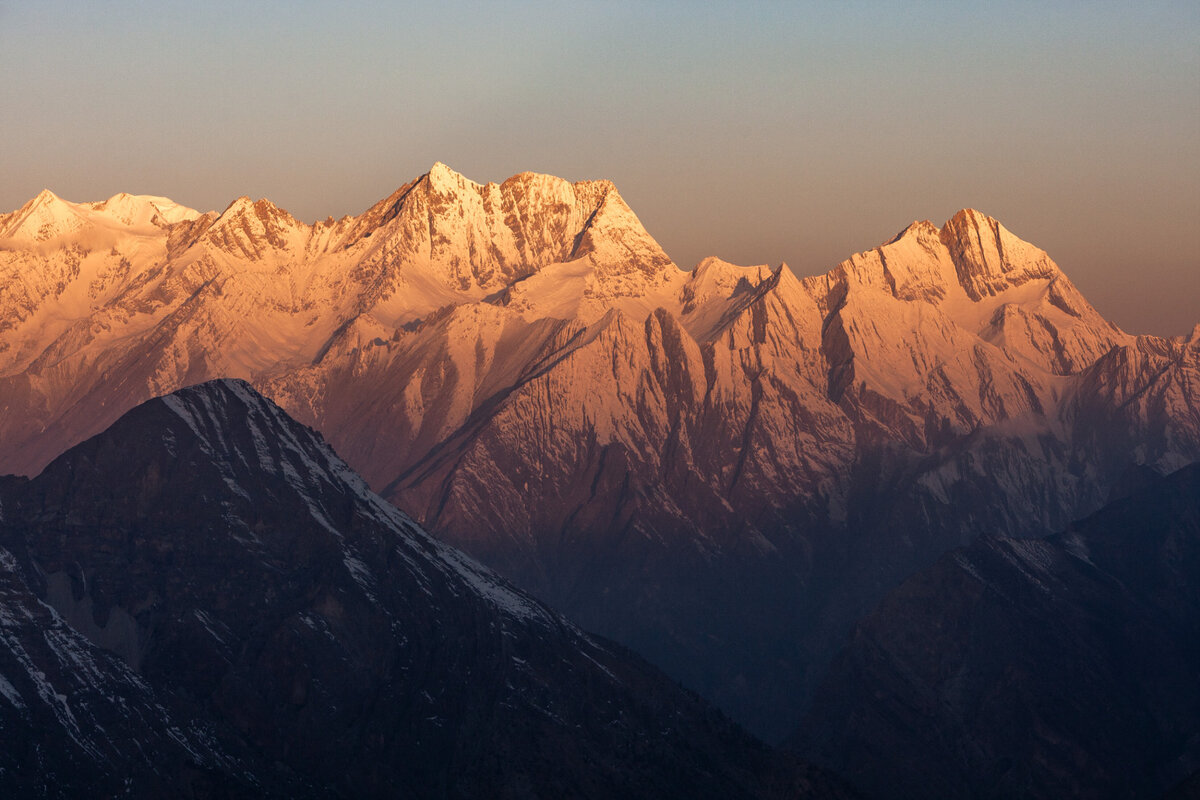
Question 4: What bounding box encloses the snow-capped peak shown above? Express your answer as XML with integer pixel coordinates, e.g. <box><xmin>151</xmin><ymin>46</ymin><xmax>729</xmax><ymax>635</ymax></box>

<box><xmin>886</xmin><ymin>218</ymin><xmax>942</xmax><ymax>245</ymax></box>
<box><xmin>0</xmin><ymin>189</ymin><xmax>85</xmax><ymax>241</ymax></box>
<box><xmin>217</xmin><ymin>195</ymin><xmax>256</xmax><ymax>218</ymax></box>
<box><xmin>425</xmin><ymin>161</ymin><xmax>479</xmax><ymax>192</ymax></box>
<box><xmin>939</xmin><ymin>208</ymin><xmax>1060</xmax><ymax>300</ymax></box>
<box><xmin>199</xmin><ymin>196</ymin><xmax>302</xmax><ymax>261</ymax></box>
<box><xmin>87</xmin><ymin>192</ymin><xmax>201</xmax><ymax>227</ymax></box>
<box><xmin>1</xmin><ymin>190</ymin><xmax>205</xmax><ymax>242</ymax></box>
<box><xmin>30</xmin><ymin>188</ymin><xmax>66</xmax><ymax>207</ymax></box>
<box><xmin>682</xmin><ymin>257</ymin><xmax>774</xmax><ymax>307</ymax></box>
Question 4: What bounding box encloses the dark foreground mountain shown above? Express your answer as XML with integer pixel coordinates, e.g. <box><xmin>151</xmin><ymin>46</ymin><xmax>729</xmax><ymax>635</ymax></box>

<box><xmin>0</xmin><ymin>380</ymin><xmax>847</xmax><ymax>798</ymax></box>
<box><xmin>794</xmin><ymin>462</ymin><xmax>1200</xmax><ymax>799</ymax></box>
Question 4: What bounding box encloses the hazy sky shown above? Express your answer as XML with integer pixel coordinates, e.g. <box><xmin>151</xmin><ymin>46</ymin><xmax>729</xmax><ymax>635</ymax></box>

<box><xmin>3</xmin><ymin>1</ymin><xmax>1197</xmax><ymax>334</ymax></box>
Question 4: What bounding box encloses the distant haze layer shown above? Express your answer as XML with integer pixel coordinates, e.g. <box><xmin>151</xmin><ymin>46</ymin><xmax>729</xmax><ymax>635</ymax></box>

<box><xmin>1</xmin><ymin>1</ymin><xmax>1196</xmax><ymax>335</ymax></box>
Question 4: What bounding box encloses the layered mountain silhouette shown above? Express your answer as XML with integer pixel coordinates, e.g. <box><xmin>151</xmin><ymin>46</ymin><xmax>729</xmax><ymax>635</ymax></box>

<box><xmin>2</xmin><ymin>165</ymin><xmax>1197</xmax><ymax>739</ymax></box>
<box><xmin>795</xmin><ymin>462</ymin><xmax>1200</xmax><ymax>799</ymax></box>
<box><xmin>0</xmin><ymin>380</ymin><xmax>846</xmax><ymax>798</ymax></box>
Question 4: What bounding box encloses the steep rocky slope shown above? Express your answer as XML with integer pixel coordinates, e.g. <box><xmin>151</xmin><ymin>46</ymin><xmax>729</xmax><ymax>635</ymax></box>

<box><xmin>2</xmin><ymin>167</ymin><xmax>1197</xmax><ymax>739</ymax></box>
<box><xmin>0</xmin><ymin>380</ymin><xmax>844</xmax><ymax>798</ymax></box>
<box><xmin>795</xmin><ymin>462</ymin><xmax>1200</xmax><ymax>799</ymax></box>
<box><xmin>0</xmin><ymin>519</ymin><xmax>257</xmax><ymax>797</ymax></box>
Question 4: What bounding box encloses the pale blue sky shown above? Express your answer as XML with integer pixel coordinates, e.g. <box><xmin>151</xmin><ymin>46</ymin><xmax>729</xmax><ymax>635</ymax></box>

<box><xmin>2</xmin><ymin>1</ymin><xmax>1197</xmax><ymax>333</ymax></box>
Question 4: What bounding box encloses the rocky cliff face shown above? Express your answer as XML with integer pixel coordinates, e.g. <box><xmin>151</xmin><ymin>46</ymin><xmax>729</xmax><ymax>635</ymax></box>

<box><xmin>0</xmin><ymin>524</ymin><xmax>255</xmax><ymax>797</ymax></box>
<box><xmin>0</xmin><ymin>380</ymin><xmax>845</xmax><ymax>798</ymax></box>
<box><xmin>2</xmin><ymin>167</ymin><xmax>1197</xmax><ymax>739</ymax></box>
<box><xmin>795</xmin><ymin>462</ymin><xmax>1200</xmax><ymax>800</ymax></box>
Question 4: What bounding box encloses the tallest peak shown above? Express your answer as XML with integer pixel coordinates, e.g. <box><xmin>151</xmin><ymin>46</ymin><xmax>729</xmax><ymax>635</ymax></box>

<box><xmin>939</xmin><ymin>208</ymin><xmax>1022</xmax><ymax>247</ymax></box>
<box><xmin>425</xmin><ymin>161</ymin><xmax>473</xmax><ymax>190</ymax></box>
<box><xmin>937</xmin><ymin>208</ymin><xmax>1061</xmax><ymax>301</ymax></box>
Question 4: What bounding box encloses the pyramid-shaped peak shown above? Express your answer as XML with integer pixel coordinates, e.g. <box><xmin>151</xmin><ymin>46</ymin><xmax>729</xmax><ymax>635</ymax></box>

<box><xmin>220</xmin><ymin>195</ymin><xmax>255</xmax><ymax>215</ymax></box>
<box><xmin>945</xmin><ymin>207</ymin><xmax>991</xmax><ymax>226</ymax></box>
<box><xmin>152</xmin><ymin>379</ymin><xmax>340</xmax><ymax>476</ymax></box>
<box><xmin>429</xmin><ymin>161</ymin><xmax>463</xmax><ymax>177</ymax></box>
<box><xmin>173</xmin><ymin>376</ymin><xmax>260</xmax><ymax>402</ymax></box>
<box><xmin>31</xmin><ymin>188</ymin><xmax>68</xmax><ymax>206</ymax></box>
<box><xmin>939</xmin><ymin>208</ymin><xmax>1038</xmax><ymax>255</ymax></box>
<box><xmin>215</xmin><ymin>195</ymin><xmax>292</xmax><ymax>221</ymax></box>
<box><xmin>937</xmin><ymin>208</ymin><xmax>1061</xmax><ymax>301</ymax></box>
<box><xmin>1</xmin><ymin>188</ymin><xmax>85</xmax><ymax>240</ymax></box>
<box><xmin>885</xmin><ymin>218</ymin><xmax>941</xmax><ymax>246</ymax></box>
<box><xmin>200</xmin><ymin>196</ymin><xmax>299</xmax><ymax>259</ymax></box>
<box><xmin>15</xmin><ymin>188</ymin><xmax>77</xmax><ymax>218</ymax></box>
<box><xmin>425</xmin><ymin>161</ymin><xmax>478</xmax><ymax>191</ymax></box>
<box><xmin>156</xmin><ymin>377</ymin><xmax>274</xmax><ymax>423</ymax></box>
<box><xmin>939</xmin><ymin>208</ymin><xmax>1045</xmax><ymax>252</ymax></box>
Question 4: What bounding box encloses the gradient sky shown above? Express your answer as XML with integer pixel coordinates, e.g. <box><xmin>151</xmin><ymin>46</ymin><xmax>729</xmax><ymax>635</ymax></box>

<box><xmin>2</xmin><ymin>1</ymin><xmax>1197</xmax><ymax>334</ymax></box>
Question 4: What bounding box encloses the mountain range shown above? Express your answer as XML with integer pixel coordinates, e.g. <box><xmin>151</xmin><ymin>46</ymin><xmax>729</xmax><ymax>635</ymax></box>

<box><xmin>2</xmin><ymin>164</ymin><xmax>1198</xmax><ymax>743</ymax></box>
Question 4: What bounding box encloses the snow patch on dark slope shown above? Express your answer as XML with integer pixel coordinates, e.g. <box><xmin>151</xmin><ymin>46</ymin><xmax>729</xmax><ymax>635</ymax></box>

<box><xmin>0</xmin><ymin>537</ymin><xmax>255</xmax><ymax>796</ymax></box>
<box><xmin>159</xmin><ymin>379</ymin><xmax>558</xmax><ymax>626</ymax></box>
